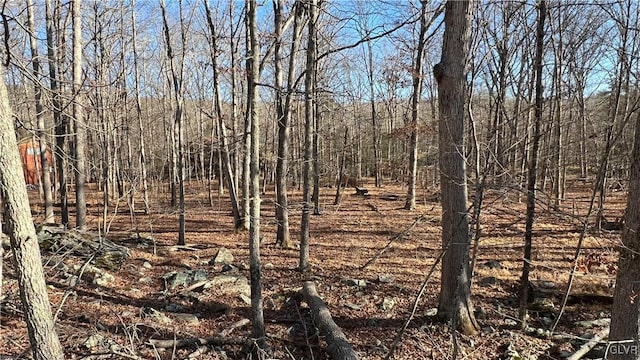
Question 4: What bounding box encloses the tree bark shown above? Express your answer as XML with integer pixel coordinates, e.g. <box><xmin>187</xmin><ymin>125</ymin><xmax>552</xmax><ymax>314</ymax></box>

<box><xmin>45</xmin><ymin>0</ymin><xmax>69</xmax><ymax>227</ymax></box>
<box><xmin>404</xmin><ymin>0</ymin><xmax>429</xmax><ymax>211</ymax></box>
<box><xmin>434</xmin><ymin>0</ymin><xmax>478</xmax><ymax>335</ymax></box>
<box><xmin>303</xmin><ymin>281</ymin><xmax>359</xmax><ymax>360</ymax></box>
<box><xmin>609</xmin><ymin>112</ymin><xmax>640</xmax><ymax>359</ymax></box>
<box><xmin>247</xmin><ymin>0</ymin><xmax>265</xmax><ymax>351</ymax></box>
<box><xmin>72</xmin><ymin>0</ymin><xmax>87</xmax><ymax>230</ymax></box>
<box><xmin>27</xmin><ymin>0</ymin><xmax>55</xmax><ymax>224</ymax></box>
<box><xmin>300</xmin><ymin>0</ymin><xmax>318</xmax><ymax>273</ymax></box>
<box><xmin>0</xmin><ymin>62</ymin><xmax>64</xmax><ymax>360</ymax></box>
<box><xmin>519</xmin><ymin>0</ymin><xmax>546</xmax><ymax>328</ymax></box>
<box><xmin>204</xmin><ymin>0</ymin><xmax>243</xmax><ymax>230</ymax></box>
<box><xmin>274</xmin><ymin>0</ymin><xmax>303</xmax><ymax>248</ymax></box>
<box><xmin>160</xmin><ymin>0</ymin><xmax>186</xmax><ymax>245</ymax></box>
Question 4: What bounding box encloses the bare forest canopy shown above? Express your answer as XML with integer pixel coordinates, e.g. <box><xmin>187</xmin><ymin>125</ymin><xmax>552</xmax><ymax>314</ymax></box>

<box><xmin>0</xmin><ymin>0</ymin><xmax>637</xmax><ymax>190</ymax></box>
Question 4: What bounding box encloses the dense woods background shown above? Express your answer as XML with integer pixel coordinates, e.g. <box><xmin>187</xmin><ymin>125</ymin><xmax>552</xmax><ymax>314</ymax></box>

<box><xmin>2</xmin><ymin>0</ymin><xmax>640</xmax><ymax>359</ymax></box>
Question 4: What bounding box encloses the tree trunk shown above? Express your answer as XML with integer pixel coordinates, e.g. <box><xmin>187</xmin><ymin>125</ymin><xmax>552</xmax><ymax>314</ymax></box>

<box><xmin>434</xmin><ymin>0</ymin><xmax>478</xmax><ymax>335</ymax></box>
<box><xmin>45</xmin><ymin>0</ymin><xmax>68</xmax><ymax>227</ymax></box>
<box><xmin>609</xmin><ymin>111</ymin><xmax>640</xmax><ymax>359</ymax></box>
<box><xmin>130</xmin><ymin>0</ymin><xmax>150</xmax><ymax>215</ymax></box>
<box><xmin>247</xmin><ymin>0</ymin><xmax>265</xmax><ymax>351</ymax></box>
<box><xmin>73</xmin><ymin>0</ymin><xmax>87</xmax><ymax>230</ymax></box>
<box><xmin>204</xmin><ymin>0</ymin><xmax>243</xmax><ymax>229</ymax></box>
<box><xmin>404</xmin><ymin>0</ymin><xmax>429</xmax><ymax>211</ymax></box>
<box><xmin>274</xmin><ymin>0</ymin><xmax>303</xmax><ymax>248</ymax></box>
<box><xmin>160</xmin><ymin>0</ymin><xmax>186</xmax><ymax>245</ymax></box>
<box><xmin>27</xmin><ymin>0</ymin><xmax>55</xmax><ymax>224</ymax></box>
<box><xmin>300</xmin><ymin>0</ymin><xmax>317</xmax><ymax>273</ymax></box>
<box><xmin>519</xmin><ymin>0</ymin><xmax>546</xmax><ymax>328</ymax></box>
<box><xmin>0</xmin><ymin>62</ymin><xmax>64</xmax><ymax>360</ymax></box>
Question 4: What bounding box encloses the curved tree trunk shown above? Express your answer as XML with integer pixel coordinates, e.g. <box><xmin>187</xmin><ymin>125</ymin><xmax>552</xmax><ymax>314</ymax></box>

<box><xmin>434</xmin><ymin>0</ymin><xmax>478</xmax><ymax>335</ymax></box>
<box><xmin>0</xmin><ymin>62</ymin><xmax>64</xmax><ymax>360</ymax></box>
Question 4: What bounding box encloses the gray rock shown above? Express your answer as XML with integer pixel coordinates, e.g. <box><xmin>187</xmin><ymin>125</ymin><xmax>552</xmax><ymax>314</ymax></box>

<box><xmin>484</xmin><ymin>260</ymin><xmax>503</xmax><ymax>269</ymax></box>
<box><xmin>138</xmin><ymin>277</ymin><xmax>153</xmax><ymax>284</ymax></box>
<box><xmin>381</xmin><ymin>297</ymin><xmax>395</xmax><ymax>311</ymax></box>
<box><xmin>172</xmin><ymin>313</ymin><xmax>199</xmax><ymax>325</ymax></box>
<box><xmin>424</xmin><ymin>308</ymin><xmax>438</xmax><ymax>317</ymax></box>
<box><xmin>165</xmin><ymin>303</ymin><xmax>185</xmax><ymax>312</ymax></box>
<box><xmin>211</xmin><ymin>247</ymin><xmax>234</xmax><ymax>265</ymax></box>
<box><xmin>163</xmin><ymin>269</ymin><xmax>208</xmax><ymax>290</ymax></box>
<box><xmin>144</xmin><ymin>308</ymin><xmax>172</xmax><ymax>325</ymax></box>
<box><xmin>378</xmin><ymin>274</ymin><xmax>394</xmax><ymax>284</ymax></box>
<box><xmin>83</xmin><ymin>334</ymin><xmax>104</xmax><ymax>349</ymax></box>
<box><xmin>264</xmin><ymin>263</ymin><xmax>275</xmax><ymax>270</ymax></box>
<box><xmin>538</xmin><ymin>280</ymin><xmax>556</xmax><ymax>289</ymax></box>
<box><xmin>574</xmin><ymin>318</ymin><xmax>610</xmax><ymax>328</ymax></box>
<box><xmin>478</xmin><ymin>276</ymin><xmax>499</xmax><ymax>287</ymax></box>
<box><xmin>93</xmin><ymin>272</ymin><xmax>115</xmax><ymax>287</ymax></box>
<box><xmin>504</xmin><ymin>319</ymin><xmax>518</xmax><ymax>327</ymax></box>
<box><xmin>343</xmin><ymin>278</ymin><xmax>367</xmax><ymax>288</ymax></box>
<box><xmin>142</xmin><ymin>261</ymin><xmax>152</xmax><ymax>269</ymax></box>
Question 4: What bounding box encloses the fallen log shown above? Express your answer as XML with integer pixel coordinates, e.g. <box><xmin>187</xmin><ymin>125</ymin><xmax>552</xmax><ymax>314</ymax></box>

<box><xmin>302</xmin><ymin>281</ymin><xmax>359</xmax><ymax>360</ymax></box>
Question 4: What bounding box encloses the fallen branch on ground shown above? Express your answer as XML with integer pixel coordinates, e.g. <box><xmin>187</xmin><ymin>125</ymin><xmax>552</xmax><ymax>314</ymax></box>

<box><xmin>567</xmin><ymin>327</ymin><xmax>609</xmax><ymax>360</ymax></box>
<box><xmin>302</xmin><ymin>281</ymin><xmax>359</xmax><ymax>360</ymax></box>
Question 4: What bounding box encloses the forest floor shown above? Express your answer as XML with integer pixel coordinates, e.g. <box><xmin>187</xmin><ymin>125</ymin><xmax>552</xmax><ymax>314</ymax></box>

<box><xmin>0</xmin><ymin>177</ymin><xmax>625</xmax><ymax>360</ymax></box>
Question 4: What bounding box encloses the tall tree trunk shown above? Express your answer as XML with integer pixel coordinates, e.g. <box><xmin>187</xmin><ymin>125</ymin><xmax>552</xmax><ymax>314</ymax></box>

<box><xmin>131</xmin><ymin>0</ymin><xmax>150</xmax><ymax>215</ymax></box>
<box><xmin>204</xmin><ymin>0</ymin><xmax>243</xmax><ymax>229</ymax></box>
<box><xmin>434</xmin><ymin>0</ymin><xmax>478</xmax><ymax>335</ymax></box>
<box><xmin>0</xmin><ymin>62</ymin><xmax>65</xmax><ymax>360</ymax></box>
<box><xmin>519</xmin><ymin>0</ymin><xmax>546</xmax><ymax>328</ymax></box>
<box><xmin>160</xmin><ymin>0</ymin><xmax>186</xmax><ymax>245</ymax></box>
<box><xmin>609</xmin><ymin>111</ymin><xmax>640</xmax><ymax>360</ymax></box>
<box><xmin>45</xmin><ymin>0</ymin><xmax>68</xmax><ymax>227</ymax></box>
<box><xmin>246</xmin><ymin>0</ymin><xmax>265</xmax><ymax>351</ymax></box>
<box><xmin>274</xmin><ymin>0</ymin><xmax>303</xmax><ymax>248</ymax></box>
<box><xmin>300</xmin><ymin>0</ymin><xmax>317</xmax><ymax>273</ymax></box>
<box><xmin>367</xmin><ymin>40</ymin><xmax>381</xmax><ymax>188</ymax></box>
<box><xmin>405</xmin><ymin>1</ymin><xmax>429</xmax><ymax>211</ymax></box>
<box><xmin>73</xmin><ymin>0</ymin><xmax>87</xmax><ymax>230</ymax></box>
<box><xmin>27</xmin><ymin>0</ymin><xmax>55</xmax><ymax>224</ymax></box>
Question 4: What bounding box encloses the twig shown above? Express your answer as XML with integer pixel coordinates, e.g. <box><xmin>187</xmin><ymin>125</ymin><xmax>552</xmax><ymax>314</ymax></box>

<box><xmin>220</xmin><ymin>319</ymin><xmax>250</xmax><ymax>337</ymax></box>
<box><xmin>567</xmin><ymin>326</ymin><xmax>609</xmax><ymax>360</ymax></box>
<box><xmin>360</xmin><ymin>215</ymin><xmax>427</xmax><ymax>270</ymax></box>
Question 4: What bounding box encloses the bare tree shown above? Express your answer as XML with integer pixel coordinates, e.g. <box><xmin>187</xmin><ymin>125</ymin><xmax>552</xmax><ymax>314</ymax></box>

<box><xmin>434</xmin><ymin>0</ymin><xmax>478</xmax><ymax>335</ymax></box>
<box><xmin>274</xmin><ymin>0</ymin><xmax>304</xmax><ymax>248</ymax></box>
<box><xmin>404</xmin><ymin>0</ymin><xmax>429</xmax><ymax>211</ymax></box>
<box><xmin>300</xmin><ymin>0</ymin><xmax>318</xmax><ymax>273</ymax></box>
<box><xmin>609</xmin><ymin>114</ymin><xmax>640</xmax><ymax>360</ymax></box>
<box><xmin>45</xmin><ymin>0</ymin><xmax>69</xmax><ymax>227</ymax></box>
<box><xmin>26</xmin><ymin>0</ymin><xmax>55</xmax><ymax>224</ymax></box>
<box><xmin>204</xmin><ymin>0</ymin><xmax>243</xmax><ymax>230</ymax></box>
<box><xmin>72</xmin><ymin>0</ymin><xmax>87</xmax><ymax>230</ymax></box>
<box><xmin>0</xmin><ymin>60</ymin><xmax>64</xmax><ymax>360</ymax></box>
<box><xmin>160</xmin><ymin>0</ymin><xmax>187</xmax><ymax>245</ymax></box>
<box><xmin>519</xmin><ymin>0</ymin><xmax>546</xmax><ymax>328</ymax></box>
<box><xmin>247</xmin><ymin>0</ymin><xmax>265</xmax><ymax>352</ymax></box>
